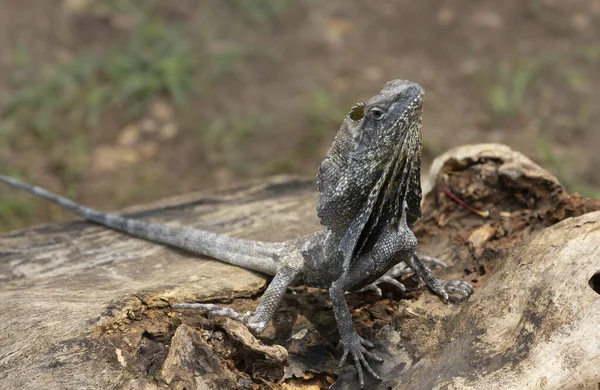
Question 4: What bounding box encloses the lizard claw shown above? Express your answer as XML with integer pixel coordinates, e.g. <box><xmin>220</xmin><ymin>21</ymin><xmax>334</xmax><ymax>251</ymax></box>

<box><xmin>339</xmin><ymin>333</ymin><xmax>383</xmax><ymax>387</ymax></box>
<box><xmin>428</xmin><ymin>279</ymin><xmax>474</xmax><ymax>303</ymax></box>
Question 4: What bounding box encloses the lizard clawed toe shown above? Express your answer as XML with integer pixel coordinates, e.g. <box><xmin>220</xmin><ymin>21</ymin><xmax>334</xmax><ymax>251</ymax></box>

<box><xmin>339</xmin><ymin>333</ymin><xmax>383</xmax><ymax>387</ymax></box>
<box><xmin>443</xmin><ymin>280</ymin><xmax>475</xmax><ymax>299</ymax></box>
<box><xmin>428</xmin><ymin>279</ymin><xmax>474</xmax><ymax>303</ymax></box>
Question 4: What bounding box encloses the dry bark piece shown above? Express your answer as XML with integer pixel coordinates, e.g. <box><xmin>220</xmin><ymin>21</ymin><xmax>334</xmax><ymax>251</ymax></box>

<box><xmin>467</xmin><ymin>223</ymin><xmax>496</xmax><ymax>249</ymax></box>
<box><xmin>284</xmin><ymin>327</ymin><xmax>337</xmax><ymax>380</ymax></box>
<box><xmin>160</xmin><ymin>324</ymin><xmax>239</xmax><ymax>389</ymax></box>
<box><xmin>221</xmin><ymin>318</ymin><xmax>287</xmax><ymax>382</ymax></box>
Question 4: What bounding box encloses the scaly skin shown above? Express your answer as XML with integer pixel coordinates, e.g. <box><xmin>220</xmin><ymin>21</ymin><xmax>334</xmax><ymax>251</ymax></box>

<box><xmin>0</xmin><ymin>79</ymin><xmax>474</xmax><ymax>387</ymax></box>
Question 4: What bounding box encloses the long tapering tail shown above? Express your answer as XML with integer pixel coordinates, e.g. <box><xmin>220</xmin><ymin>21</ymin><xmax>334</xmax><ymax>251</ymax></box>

<box><xmin>0</xmin><ymin>175</ymin><xmax>282</xmax><ymax>275</ymax></box>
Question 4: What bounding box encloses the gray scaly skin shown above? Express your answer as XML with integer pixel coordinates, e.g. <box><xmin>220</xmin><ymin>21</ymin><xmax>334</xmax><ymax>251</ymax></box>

<box><xmin>0</xmin><ymin>80</ymin><xmax>473</xmax><ymax>387</ymax></box>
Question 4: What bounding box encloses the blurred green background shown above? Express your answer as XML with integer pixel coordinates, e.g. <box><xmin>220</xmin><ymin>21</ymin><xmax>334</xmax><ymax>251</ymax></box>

<box><xmin>1</xmin><ymin>0</ymin><xmax>599</xmax><ymax>232</ymax></box>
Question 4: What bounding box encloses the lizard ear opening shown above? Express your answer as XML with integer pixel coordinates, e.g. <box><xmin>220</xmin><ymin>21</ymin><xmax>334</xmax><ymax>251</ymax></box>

<box><xmin>348</xmin><ymin>102</ymin><xmax>365</xmax><ymax>121</ymax></box>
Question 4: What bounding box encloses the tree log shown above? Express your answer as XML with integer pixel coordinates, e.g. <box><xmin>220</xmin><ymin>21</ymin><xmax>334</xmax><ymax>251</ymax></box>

<box><xmin>1</xmin><ymin>144</ymin><xmax>599</xmax><ymax>390</ymax></box>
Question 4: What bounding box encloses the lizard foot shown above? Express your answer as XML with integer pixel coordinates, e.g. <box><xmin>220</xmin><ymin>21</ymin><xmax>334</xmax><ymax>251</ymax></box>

<box><xmin>339</xmin><ymin>332</ymin><xmax>383</xmax><ymax>387</ymax></box>
<box><xmin>428</xmin><ymin>278</ymin><xmax>474</xmax><ymax>303</ymax></box>
<box><xmin>173</xmin><ymin>303</ymin><xmax>267</xmax><ymax>333</ymax></box>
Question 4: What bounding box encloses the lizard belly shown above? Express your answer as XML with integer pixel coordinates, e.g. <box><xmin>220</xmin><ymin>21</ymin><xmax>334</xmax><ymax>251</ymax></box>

<box><xmin>299</xmin><ymin>224</ymin><xmax>417</xmax><ymax>291</ymax></box>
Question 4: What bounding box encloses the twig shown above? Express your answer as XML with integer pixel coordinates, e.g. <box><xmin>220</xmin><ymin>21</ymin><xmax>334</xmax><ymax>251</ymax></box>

<box><xmin>441</xmin><ymin>178</ymin><xmax>489</xmax><ymax>218</ymax></box>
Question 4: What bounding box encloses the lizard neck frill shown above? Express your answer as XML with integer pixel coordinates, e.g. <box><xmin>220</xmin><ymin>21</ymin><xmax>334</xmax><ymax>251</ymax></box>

<box><xmin>345</xmin><ymin>120</ymin><xmax>422</xmax><ymax>262</ymax></box>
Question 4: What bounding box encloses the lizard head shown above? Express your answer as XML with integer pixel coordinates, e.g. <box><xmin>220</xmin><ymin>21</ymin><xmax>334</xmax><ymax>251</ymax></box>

<box><xmin>317</xmin><ymin>80</ymin><xmax>424</xmax><ymax>259</ymax></box>
<box><xmin>351</xmin><ymin>79</ymin><xmax>423</xmax><ymax>158</ymax></box>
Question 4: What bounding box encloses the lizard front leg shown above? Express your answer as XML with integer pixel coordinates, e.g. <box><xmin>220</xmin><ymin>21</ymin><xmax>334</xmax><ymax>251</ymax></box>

<box><xmin>329</xmin><ymin>277</ymin><xmax>383</xmax><ymax>386</ymax></box>
<box><xmin>330</xmin><ymin>220</ymin><xmax>418</xmax><ymax>386</ymax></box>
<box><xmin>174</xmin><ymin>252</ymin><xmax>303</xmax><ymax>334</ymax></box>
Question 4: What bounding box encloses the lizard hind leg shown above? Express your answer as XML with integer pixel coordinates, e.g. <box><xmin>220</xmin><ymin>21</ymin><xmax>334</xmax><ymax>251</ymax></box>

<box><xmin>407</xmin><ymin>253</ymin><xmax>474</xmax><ymax>302</ymax></box>
<box><xmin>174</xmin><ymin>253</ymin><xmax>303</xmax><ymax>334</ymax></box>
<box><xmin>356</xmin><ymin>261</ymin><xmax>412</xmax><ymax>296</ymax></box>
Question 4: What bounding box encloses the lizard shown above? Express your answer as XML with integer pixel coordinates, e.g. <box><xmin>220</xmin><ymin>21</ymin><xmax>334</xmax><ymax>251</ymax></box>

<box><xmin>0</xmin><ymin>79</ymin><xmax>474</xmax><ymax>387</ymax></box>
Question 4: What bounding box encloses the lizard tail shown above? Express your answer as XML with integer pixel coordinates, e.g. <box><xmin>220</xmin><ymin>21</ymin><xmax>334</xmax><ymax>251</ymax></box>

<box><xmin>0</xmin><ymin>175</ymin><xmax>282</xmax><ymax>275</ymax></box>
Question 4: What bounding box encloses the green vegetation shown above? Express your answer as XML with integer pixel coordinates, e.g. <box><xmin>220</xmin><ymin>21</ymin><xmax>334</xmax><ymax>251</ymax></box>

<box><xmin>227</xmin><ymin>0</ymin><xmax>290</xmax><ymax>25</ymax></box>
<box><xmin>482</xmin><ymin>50</ymin><xmax>598</xmax><ymax>121</ymax></box>
<box><xmin>2</xmin><ymin>19</ymin><xmax>196</xmax><ymax>149</ymax></box>
<box><xmin>84</xmin><ymin>0</ymin><xmax>158</xmax><ymax>17</ymax></box>
<box><xmin>0</xmin><ymin>0</ymin><xmax>269</xmax><ymax>231</ymax></box>
<box><xmin>0</xmin><ymin>197</ymin><xmax>35</xmax><ymax>232</ymax></box>
<box><xmin>0</xmin><ymin>9</ymin><xmax>198</xmax><ymax>230</ymax></box>
<box><xmin>484</xmin><ymin>61</ymin><xmax>540</xmax><ymax>120</ymax></box>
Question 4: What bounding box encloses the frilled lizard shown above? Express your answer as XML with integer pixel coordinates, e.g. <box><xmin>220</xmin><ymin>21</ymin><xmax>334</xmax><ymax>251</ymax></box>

<box><xmin>0</xmin><ymin>79</ymin><xmax>473</xmax><ymax>387</ymax></box>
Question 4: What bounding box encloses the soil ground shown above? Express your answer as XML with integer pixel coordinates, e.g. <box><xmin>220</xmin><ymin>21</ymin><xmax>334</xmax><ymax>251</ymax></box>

<box><xmin>1</xmin><ymin>0</ymin><xmax>599</xmax><ymax>232</ymax></box>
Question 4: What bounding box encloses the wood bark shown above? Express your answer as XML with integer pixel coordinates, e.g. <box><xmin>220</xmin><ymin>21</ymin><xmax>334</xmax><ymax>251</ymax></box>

<box><xmin>1</xmin><ymin>144</ymin><xmax>599</xmax><ymax>390</ymax></box>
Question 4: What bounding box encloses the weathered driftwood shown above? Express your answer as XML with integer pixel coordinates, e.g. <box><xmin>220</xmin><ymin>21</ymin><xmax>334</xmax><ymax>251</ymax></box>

<box><xmin>1</xmin><ymin>143</ymin><xmax>599</xmax><ymax>390</ymax></box>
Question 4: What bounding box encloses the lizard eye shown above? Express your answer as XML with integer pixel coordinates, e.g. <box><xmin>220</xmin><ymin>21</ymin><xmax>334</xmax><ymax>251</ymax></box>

<box><xmin>369</xmin><ymin>107</ymin><xmax>385</xmax><ymax>120</ymax></box>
